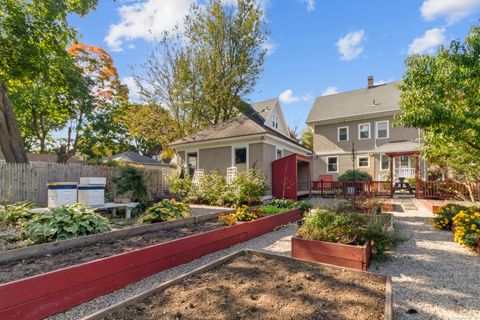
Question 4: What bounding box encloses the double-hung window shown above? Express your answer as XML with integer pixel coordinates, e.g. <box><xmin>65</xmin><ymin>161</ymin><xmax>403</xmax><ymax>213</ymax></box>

<box><xmin>375</xmin><ymin>120</ymin><xmax>389</xmax><ymax>139</ymax></box>
<box><xmin>326</xmin><ymin>156</ymin><xmax>338</xmax><ymax>173</ymax></box>
<box><xmin>357</xmin><ymin>156</ymin><xmax>369</xmax><ymax>168</ymax></box>
<box><xmin>358</xmin><ymin>123</ymin><xmax>371</xmax><ymax>140</ymax></box>
<box><xmin>380</xmin><ymin>154</ymin><xmax>390</xmax><ymax>171</ymax></box>
<box><xmin>337</xmin><ymin>126</ymin><xmax>349</xmax><ymax>142</ymax></box>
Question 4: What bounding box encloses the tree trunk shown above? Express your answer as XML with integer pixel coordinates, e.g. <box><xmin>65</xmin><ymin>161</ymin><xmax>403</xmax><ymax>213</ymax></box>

<box><xmin>0</xmin><ymin>82</ymin><xmax>28</xmax><ymax>163</ymax></box>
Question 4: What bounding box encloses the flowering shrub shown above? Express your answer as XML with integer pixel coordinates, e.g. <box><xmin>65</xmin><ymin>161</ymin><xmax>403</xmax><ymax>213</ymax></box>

<box><xmin>217</xmin><ymin>206</ymin><xmax>264</xmax><ymax>225</ymax></box>
<box><xmin>452</xmin><ymin>209</ymin><xmax>480</xmax><ymax>248</ymax></box>
<box><xmin>432</xmin><ymin>204</ymin><xmax>469</xmax><ymax>230</ymax></box>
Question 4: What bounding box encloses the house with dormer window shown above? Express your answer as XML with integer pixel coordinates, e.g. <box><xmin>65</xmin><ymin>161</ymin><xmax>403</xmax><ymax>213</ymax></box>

<box><xmin>170</xmin><ymin>98</ymin><xmax>311</xmax><ymax>196</ymax></box>
<box><xmin>306</xmin><ymin>77</ymin><xmax>426</xmax><ymax>182</ymax></box>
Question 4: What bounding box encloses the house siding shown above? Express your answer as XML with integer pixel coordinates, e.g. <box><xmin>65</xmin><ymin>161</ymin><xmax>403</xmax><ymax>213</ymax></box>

<box><xmin>198</xmin><ymin>146</ymin><xmax>232</xmax><ymax>176</ymax></box>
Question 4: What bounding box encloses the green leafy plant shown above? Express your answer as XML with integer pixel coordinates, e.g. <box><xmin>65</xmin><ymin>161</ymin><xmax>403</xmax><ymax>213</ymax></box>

<box><xmin>257</xmin><ymin>205</ymin><xmax>286</xmax><ymax>215</ymax></box>
<box><xmin>25</xmin><ymin>205</ymin><xmax>110</xmax><ymax>244</ymax></box>
<box><xmin>139</xmin><ymin>199</ymin><xmax>191</xmax><ymax>224</ymax></box>
<box><xmin>268</xmin><ymin>198</ymin><xmax>312</xmax><ymax>214</ymax></box>
<box><xmin>113</xmin><ymin>166</ymin><xmax>150</xmax><ymax>204</ymax></box>
<box><xmin>187</xmin><ymin>171</ymin><xmax>226</xmax><ymax>205</ymax></box>
<box><xmin>167</xmin><ymin>175</ymin><xmax>192</xmax><ymax>199</ymax></box>
<box><xmin>337</xmin><ymin>169</ymin><xmax>372</xmax><ymax>181</ymax></box>
<box><xmin>227</xmin><ymin>169</ymin><xmax>269</xmax><ymax>206</ymax></box>
<box><xmin>217</xmin><ymin>206</ymin><xmax>264</xmax><ymax>225</ymax></box>
<box><xmin>0</xmin><ymin>201</ymin><xmax>37</xmax><ymax>225</ymax></box>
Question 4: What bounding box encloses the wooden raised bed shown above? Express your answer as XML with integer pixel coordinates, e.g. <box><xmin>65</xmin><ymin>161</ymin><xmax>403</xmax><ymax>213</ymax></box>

<box><xmin>0</xmin><ymin>209</ymin><xmax>301</xmax><ymax>320</ymax></box>
<box><xmin>477</xmin><ymin>240</ymin><xmax>480</xmax><ymax>255</ymax></box>
<box><xmin>423</xmin><ymin>200</ymin><xmax>443</xmax><ymax>215</ymax></box>
<box><xmin>84</xmin><ymin>250</ymin><xmax>392</xmax><ymax>320</ymax></box>
<box><xmin>292</xmin><ymin>236</ymin><xmax>371</xmax><ymax>271</ymax></box>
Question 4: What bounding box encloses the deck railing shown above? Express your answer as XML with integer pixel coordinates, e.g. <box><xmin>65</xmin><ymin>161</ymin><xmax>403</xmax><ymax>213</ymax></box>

<box><xmin>311</xmin><ymin>180</ymin><xmax>392</xmax><ymax>198</ymax></box>
<box><xmin>418</xmin><ymin>180</ymin><xmax>480</xmax><ymax>201</ymax></box>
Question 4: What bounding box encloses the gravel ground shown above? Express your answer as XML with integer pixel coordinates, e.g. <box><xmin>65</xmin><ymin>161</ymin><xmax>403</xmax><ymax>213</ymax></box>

<box><xmin>51</xmin><ymin>199</ymin><xmax>480</xmax><ymax>320</ymax></box>
<box><xmin>370</xmin><ymin>199</ymin><xmax>480</xmax><ymax>320</ymax></box>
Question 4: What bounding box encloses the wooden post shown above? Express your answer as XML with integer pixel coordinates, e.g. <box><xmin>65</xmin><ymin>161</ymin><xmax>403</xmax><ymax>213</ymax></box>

<box><xmin>389</xmin><ymin>155</ymin><xmax>394</xmax><ymax>198</ymax></box>
<box><xmin>415</xmin><ymin>153</ymin><xmax>420</xmax><ymax>199</ymax></box>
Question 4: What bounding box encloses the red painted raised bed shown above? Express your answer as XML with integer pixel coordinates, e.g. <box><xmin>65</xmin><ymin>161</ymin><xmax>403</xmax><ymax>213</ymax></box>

<box><xmin>0</xmin><ymin>209</ymin><xmax>301</xmax><ymax>320</ymax></box>
<box><xmin>291</xmin><ymin>236</ymin><xmax>371</xmax><ymax>271</ymax></box>
<box><xmin>423</xmin><ymin>200</ymin><xmax>443</xmax><ymax>215</ymax></box>
<box><xmin>477</xmin><ymin>240</ymin><xmax>480</xmax><ymax>255</ymax></box>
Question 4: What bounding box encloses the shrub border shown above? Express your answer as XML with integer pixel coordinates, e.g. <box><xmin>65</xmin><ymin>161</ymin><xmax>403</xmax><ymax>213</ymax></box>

<box><xmin>0</xmin><ymin>209</ymin><xmax>301</xmax><ymax>320</ymax></box>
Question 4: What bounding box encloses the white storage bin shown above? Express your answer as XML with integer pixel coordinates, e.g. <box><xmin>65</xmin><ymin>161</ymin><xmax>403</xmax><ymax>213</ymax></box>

<box><xmin>80</xmin><ymin>177</ymin><xmax>106</xmax><ymax>185</ymax></box>
<box><xmin>47</xmin><ymin>183</ymin><xmax>78</xmax><ymax>208</ymax></box>
<box><xmin>78</xmin><ymin>185</ymin><xmax>105</xmax><ymax>206</ymax></box>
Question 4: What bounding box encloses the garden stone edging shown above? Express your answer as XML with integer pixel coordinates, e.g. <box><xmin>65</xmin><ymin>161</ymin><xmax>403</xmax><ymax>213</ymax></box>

<box><xmin>0</xmin><ymin>210</ymin><xmax>233</xmax><ymax>264</ymax></box>
<box><xmin>0</xmin><ymin>208</ymin><xmax>302</xmax><ymax>320</ymax></box>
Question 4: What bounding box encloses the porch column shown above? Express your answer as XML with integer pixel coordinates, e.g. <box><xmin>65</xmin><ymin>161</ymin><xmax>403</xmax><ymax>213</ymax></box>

<box><xmin>389</xmin><ymin>155</ymin><xmax>394</xmax><ymax>198</ymax></box>
<box><xmin>415</xmin><ymin>153</ymin><xmax>420</xmax><ymax>199</ymax></box>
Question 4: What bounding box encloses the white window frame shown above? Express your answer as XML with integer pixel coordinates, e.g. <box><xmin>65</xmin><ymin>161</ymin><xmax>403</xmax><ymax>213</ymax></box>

<box><xmin>185</xmin><ymin>150</ymin><xmax>199</xmax><ymax>176</ymax></box>
<box><xmin>231</xmin><ymin>144</ymin><xmax>249</xmax><ymax>169</ymax></box>
<box><xmin>275</xmin><ymin>146</ymin><xmax>283</xmax><ymax>160</ymax></box>
<box><xmin>380</xmin><ymin>154</ymin><xmax>390</xmax><ymax>171</ymax></box>
<box><xmin>337</xmin><ymin>126</ymin><xmax>349</xmax><ymax>142</ymax></box>
<box><xmin>357</xmin><ymin>155</ymin><xmax>370</xmax><ymax>168</ymax></box>
<box><xmin>272</xmin><ymin>115</ymin><xmax>279</xmax><ymax>129</ymax></box>
<box><xmin>326</xmin><ymin>156</ymin><xmax>339</xmax><ymax>173</ymax></box>
<box><xmin>375</xmin><ymin>120</ymin><xmax>389</xmax><ymax>139</ymax></box>
<box><xmin>358</xmin><ymin>123</ymin><xmax>371</xmax><ymax>140</ymax></box>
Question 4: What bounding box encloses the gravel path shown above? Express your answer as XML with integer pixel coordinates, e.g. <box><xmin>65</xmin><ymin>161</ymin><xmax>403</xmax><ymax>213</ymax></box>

<box><xmin>51</xmin><ymin>200</ymin><xmax>480</xmax><ymax>320</ymax></box>
<box><xmin>370</xmin><ymin>200</ymin><xmax>480</xmax><ymax>320</ymax></box>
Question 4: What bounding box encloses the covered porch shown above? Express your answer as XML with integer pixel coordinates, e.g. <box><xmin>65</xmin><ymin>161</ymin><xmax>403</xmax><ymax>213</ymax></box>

<box><xmin>385</xmin><ymin>150</ymin><xmax>421</xmax><ymax>198</ymax></box>
<box><xmin>271</xmin><ymin>153</ymin><xmax>312</xmax><ymax>200</ymax></box>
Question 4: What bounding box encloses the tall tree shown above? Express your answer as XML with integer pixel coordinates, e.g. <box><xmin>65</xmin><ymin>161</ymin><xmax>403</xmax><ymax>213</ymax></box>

<box><xmin>398</xmin><ymin>24</ymin><xmax>480</xmax><ymax>199</ymax></box>
<box><xmin>300</xmin><ymin>127</ymin><xmax>313</xmax><ymax>151</ymax></box>
<box><xmin>0</xmin><ymin>0</ymin><xmax>98</xmax><ymax>162</ymax></box>
<box><xmin>66</xmin><ymin>42</ymin><xmax>131</xmax><ymax>160</ymax></box>
<box><xmin>134</xmin><ymin>0</ymin><xmax>268</xmax><ymax>150</ymax></box>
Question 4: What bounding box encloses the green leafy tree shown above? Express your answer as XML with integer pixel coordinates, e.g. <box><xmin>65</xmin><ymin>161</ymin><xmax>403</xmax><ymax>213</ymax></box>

<box><xmin>133</xmin><ymin>0</ymin><xmax>268</xmax><ymax>150</ymax></box>
<box><xmin>398</xmin><ymin>24</ymin><xmax>480</xmax><ymax>199</ymax></box>
<box><xmin>300</xmin><ymin>127</ymin><xmax>313</xmax><ymax>151</ymax></box>
<box><xmin>0</xmin><ymin>0</ymin><xmax>98</xmax><ymax>162</ymax></box>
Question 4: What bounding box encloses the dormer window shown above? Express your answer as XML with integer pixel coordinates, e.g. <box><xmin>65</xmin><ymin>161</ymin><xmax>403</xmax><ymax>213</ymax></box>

<box><xmin>272</xmin><ymin>115</ymin><xmax>279</xmax><ymax>129</ymax></box>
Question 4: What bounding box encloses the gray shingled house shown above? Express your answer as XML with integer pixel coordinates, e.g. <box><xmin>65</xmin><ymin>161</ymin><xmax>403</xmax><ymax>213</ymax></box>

<box><xmin>306</xmin><ymin>77</ymin><xmax>426</xmax><ymax>182</ymax></box>
<box><xmin>170</xmin><ymin>98</ymin><xmax>310</xmax><ymax>197</ymax></box>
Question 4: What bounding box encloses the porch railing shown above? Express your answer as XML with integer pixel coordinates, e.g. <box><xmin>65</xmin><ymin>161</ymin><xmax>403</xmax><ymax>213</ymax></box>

<box><xmin>395</xmin><ymin>168</ymin><xmax>416</xmax><ymax>179</ymax></box>
<box><xmin>311</xmin><ymin>180</ymin><xmax>392</xmax><ymax>198</ymax></box>
<box><xmin>418</xmin><ymin>180</ymin><xmax>480</xmax><ymax>201</ymax></box>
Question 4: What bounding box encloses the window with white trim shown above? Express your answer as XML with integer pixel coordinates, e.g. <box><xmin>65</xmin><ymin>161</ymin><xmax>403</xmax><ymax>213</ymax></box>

<box><xmin>272</xmin><ymin>115</ymin><xmax>279</xmax><ymax>129</ymax></box>
<box><xmin>357</xmin><ymin>156</ymin><xmax>369</xmax><ymax>168</ymax></box>
<box><xmin>358</xmin><ymin>123</ymin><xmax>371</xmax><ymax>140</ymax></box>
<box><xmin>375</xmin><ymin>120</ymin><xmax>389</xmax><ymax>139</ymax></box>
<box><xmin>380</xmin><ymin>154</ymin><xmax>390</xmax><ymax>171</ymax></box>
<box><xmin>276</xmin><ymin>148</ymin><xmax>283</xmax><ymax>160</ymax></box>
<box><xmin>326</xmin><ymin>156</ymin><xmax>338</xmax><ymax>173</ymax></box>
<box><xmin>337</xmin><ymin>126</ymin><xmax>349</xmax><ymax>142</ymax></box>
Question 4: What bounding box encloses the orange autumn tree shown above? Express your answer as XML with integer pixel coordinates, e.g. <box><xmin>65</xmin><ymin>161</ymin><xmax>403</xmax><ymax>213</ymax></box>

<box><xmin>58</xmin><ymin>42</ymin><xmax>133</xmax><ymax>161</ymax></box>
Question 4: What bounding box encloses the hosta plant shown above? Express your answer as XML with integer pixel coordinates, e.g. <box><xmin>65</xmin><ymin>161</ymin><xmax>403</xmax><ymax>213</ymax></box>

<box><xmin>140</xmin><ymin>199</ymin><xmax>191</xmax><ymax>224</ymax></box>
<box><xmin>25</xmin><ymin>205</ymin><xmax>110</xmax><ymax>244</ymax></box>
<box><xmin>0</xmin><ymin>201</ymin><xmax>37</xmax><ymax>225</ymax></box>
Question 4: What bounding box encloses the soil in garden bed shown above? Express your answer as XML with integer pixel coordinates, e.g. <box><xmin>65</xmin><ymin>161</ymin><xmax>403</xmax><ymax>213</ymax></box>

<box><xmin>104</xmin><ymin>252</ymin><xmax>386</xmax><ymax>320</ymax></box>
<box><xmin>0</xmin><ymin>220</ymin><xmax>221</xmax><ymax>284</ymax></box>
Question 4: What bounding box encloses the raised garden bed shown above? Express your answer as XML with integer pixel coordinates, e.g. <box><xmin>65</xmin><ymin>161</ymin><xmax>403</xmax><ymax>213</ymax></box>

<box><xmin>85</xmin><ymin>250</ymin><xmax>392</xmax><ymax>320</ymax></box>
<box><xmin>0</xmin><ymin>208</ymin><xmax>301</xmax><ymax>320</ymax></box>
<box><xmin>291</xmin><ymin>236</ymin><xmax>371</xmax><ymax>270</ymax></box>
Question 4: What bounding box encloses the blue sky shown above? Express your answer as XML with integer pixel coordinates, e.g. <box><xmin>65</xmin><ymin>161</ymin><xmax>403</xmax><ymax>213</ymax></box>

<box><xmin>69</xmin><ymin>0</ymin><xmax>480</xmax><ymax>131</ymax></box>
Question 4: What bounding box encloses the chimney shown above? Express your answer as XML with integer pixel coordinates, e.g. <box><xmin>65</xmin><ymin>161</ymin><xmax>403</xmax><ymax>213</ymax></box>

<box><xmin>367</xmin><ymin>76</ymin><xmax>374</xmax><ymax>88</ymax></box>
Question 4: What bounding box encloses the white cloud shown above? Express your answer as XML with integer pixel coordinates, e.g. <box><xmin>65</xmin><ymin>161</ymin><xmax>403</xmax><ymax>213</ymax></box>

<box><xmin>321</xmin><ymin>86</ymin><xmax>339</xmax><ymax>96</ymax></box>
<box><xmin>420</xmin><ymin>0</ymin><xmax>480</xmax><ymax>24</ymax></box>
<box><xmin>105</xmin><ymin>0</ymin><xmax>194</xmax><ymax>52</ymax></box>
<box><xmin>373</xmin><ymin>79</ymin><xmax>395</xmax><ymax>86</ymax></box>
<box><xmin>262</xmin><ymin>38</ymin><xmax>278</xmax><ymax>55</ymax></box>
<box><xmin>408</xmin><ymin>28</ymin><xmax>445</xmax><ymax>54</ymax></box>
<box><xmin>279</xmin><ymin>89</ymin><xmax>300</xmax><ymax>104</ymax></box>
<box><xmin>279</xmin><ymin>89</ymin><xmax>312</xmax><ymax>104</ymax></box>
<box><xmin>336</xmin><ymin>30</ymin><xmax>365</xmax><ymax>61</ymax></box>
<box><xmin>122</xmin><ymin>76</ymin><xmax>141</xmax><ymax>102</ymax></box>
<box><xmin>300</xmin><ymin>0</ymin><xmax>315</xmax><ymax>12</ymax></box>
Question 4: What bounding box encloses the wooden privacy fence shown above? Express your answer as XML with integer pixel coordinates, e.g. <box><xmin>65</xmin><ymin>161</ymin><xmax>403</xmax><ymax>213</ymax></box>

<box><xmin>0</xmin><ymin>163</ymin><xmax>167</xmax><ymax>206</ymax></box>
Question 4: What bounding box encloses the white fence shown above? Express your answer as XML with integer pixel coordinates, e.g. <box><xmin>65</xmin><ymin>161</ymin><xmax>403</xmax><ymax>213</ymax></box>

<box><xmin>0</xmin><ymin>163</ymin><xmax>166</xmax><ymax>206</ymax></box>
